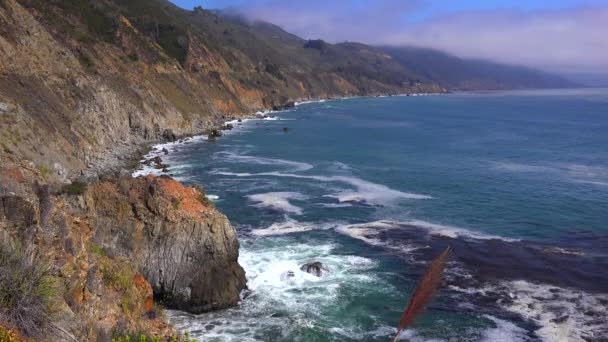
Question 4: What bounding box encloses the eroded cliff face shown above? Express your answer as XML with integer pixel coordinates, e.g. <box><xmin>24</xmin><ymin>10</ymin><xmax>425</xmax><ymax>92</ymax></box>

<box><xmin>0</xmin><ymin>0</ymin><xmax>216</xmax><ymax>180</ymax></box>
<box><xmin>0</xmin><ymin>0</ymin><xmax>442</xmax><ymax>182</ymax></box>
<box><xmin>82</xmin><ymin>176</ymin><xmax>246</xmax><ymax>314</ymax></box>
<box><xmin>0</xmin><ymin>154</ymin><xmax>246</xmax><ymax>340</ymax></box>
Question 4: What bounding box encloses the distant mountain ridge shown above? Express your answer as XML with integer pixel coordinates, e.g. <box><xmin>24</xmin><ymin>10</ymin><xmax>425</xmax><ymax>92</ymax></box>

<box><xmin>218</xmin><ymin>10</ymin><xmax>575</xmax><ymax>91</ymax></box>
<box><xmin>378</xmin><ymin>45</ymin><xmax>575</xmax><ymax>90</ymax></box>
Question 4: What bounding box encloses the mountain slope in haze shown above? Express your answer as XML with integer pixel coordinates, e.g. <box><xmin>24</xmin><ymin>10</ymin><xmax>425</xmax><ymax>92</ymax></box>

<box><xmin>219</xmin><ymin>12</ymin><xmax>575</xmax><ymax>91</ymax></box>
<box><xmin>379</xmin><ymin>46</ymin><xmax>575</xmax><ymax>90</ymax></box>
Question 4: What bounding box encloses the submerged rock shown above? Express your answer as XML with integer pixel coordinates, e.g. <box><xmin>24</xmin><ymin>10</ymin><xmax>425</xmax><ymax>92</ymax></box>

<box><xmin>300</xmin><ymin>262</ymin><xmax>329</xmax><ymax>277</ymax></box>
<box><xmin>280</xmin><ymin>270</ymin><xmax>296</xmax><ymax>281</ymax></box>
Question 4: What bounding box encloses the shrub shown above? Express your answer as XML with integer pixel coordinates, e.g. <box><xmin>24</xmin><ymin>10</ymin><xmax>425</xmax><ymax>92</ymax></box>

<box><xmin>38</xmin><ymin>164</ymin><xmax>51</xmax><ymax>180</ymax></box>
<box><xmin>101</xmin><ymin>260</ymin><xmax>133</xmax><ymax>291</ymax></box>
<box><xmin>89</xmin><ymin>242</ymin><xmax>105</xmax><ymax>256</ymax></box>
<box><xmin>171</xmin><ymin>198</ymin><xmax>181</xmax><ymax>210</ymax></box>
<box><xmin>0</xmin><ymin>142</ymin><xmax>12</xmax><ymax>154</ymax></box>
<box><xmin>0</xmin><ymin>326</ymin><xmax>23</xmax><ymax>342</ymax></box>
<box><xmin>192</xmin><ymin>184</ymin><xmax>213</xmax><ymax>207</ymax></box>
<box><xmin>64</xmin><ymin>181</ymin><xmax>87</xmax><ymax>195</ymax></box>
<box><xmin>0</xmin><ymin>241</ymin><xmax>57</xmax><ymax>339</ymax></box>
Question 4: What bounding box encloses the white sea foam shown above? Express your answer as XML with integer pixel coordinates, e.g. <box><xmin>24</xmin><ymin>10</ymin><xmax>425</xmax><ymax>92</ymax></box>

<box><xmin>494</xmin><ymin>161</ymin><xmax>608</xmax><ymax>187</ymax></box>
<box><xmin>323</xmin><ymin>175</ymin><xmax>432</xmax><ymax>204</ymax></box>
<box><xmin>131</xmin><ymin>135</ymin><xmax>207</xmax><ymax>177</ymax></box>
<box><xmin>247</xmin><ymin>192</ymin><xmax>308</xmax><ymax>215</ymax></box>
<box><xmin>214</xmin><ymin>152</ymin><xmax>313</xmax><ymax>172</ymax></box>
<box><xmin>295</xmin><ymin>99</ymin><xmax>327</xmax><ymax>106</ymax></box>
<box><xmin>335</xmin><ymin>221</ymin><xmax>423</xmax><ymax>253</ymax></box>
<box><xmin>493</xmin><ymin>162</ymin><xmax>551</xmax><ymax>173</ymax></box>
<box><xmin>250</xmin><ymin>220</ymin><xmax>314</xmax><ymax>236</ymax></box>
<box><xmin>504</xmin><ymin>281</ymin><xmax>608</xmax><ymax>342</ymax></box>
<box><xmin>574</xmin><ymin>180</ymin><xmax>608</xmax><ymax>187</ymax></box>
<box><xmin>336</xmin><ymin>220</ymin><xmax>519</xmax><ymax>246</ymax></box>
<box><xmin>250</xmin><ymin>219</ymin><xmax>337</xmax><ymax>236</ymax></box>
<box><xmin>169</xmin><ymin>239</ymin><xmax>382</xmax><ymax>341</ymax></box>
<box><xmin>450</xmin><ymin>280</ymin><xmax>608</xmax><ymax>342</ymax></box>
<box><xmin>212</xmin><ymin>165</ymin><xmax>432</xmax><ymax>206</ymax></box>
<box><xmin>401</xmin><ymin>219</ymin><xmax>519</xmax><ymax>241</ymax></box>
<box><xmin>480</xmin><ymin>315</ymin><xmax>529</xmax><ymax>342</ymax></box>
<box><xmin>317</xmin><ymin>202</ymin><xmax>353</xmax><ymax>208</ymax></box>
<box><xmin>132</xmin><ymin>165</ymin><xmax>164</xmax><ymax>177</ymax></box>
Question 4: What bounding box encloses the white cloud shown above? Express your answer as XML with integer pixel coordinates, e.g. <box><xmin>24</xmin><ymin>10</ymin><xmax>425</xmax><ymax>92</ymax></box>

<box><xmin>383</xmin><ymin>7</ymin><xmax>608</xmax><ymax>74</ymax></box>
<box><xmin>236</xmin><ymin>2</ymin><xmax>608</xmax><ymax>74</ymax></box>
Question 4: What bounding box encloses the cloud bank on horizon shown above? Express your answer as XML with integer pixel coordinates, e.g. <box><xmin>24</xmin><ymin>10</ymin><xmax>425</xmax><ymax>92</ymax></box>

<box><xmin>178</xmin><ymin>0</ymin><xmax>608</xmax><ymax>76</ymax></box>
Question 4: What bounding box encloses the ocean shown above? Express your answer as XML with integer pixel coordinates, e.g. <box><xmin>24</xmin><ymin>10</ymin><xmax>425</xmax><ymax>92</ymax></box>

<box><xmin>135</xmin><ymin>89</ymin><xmax>608</xmax><ymax>342</ymax></box>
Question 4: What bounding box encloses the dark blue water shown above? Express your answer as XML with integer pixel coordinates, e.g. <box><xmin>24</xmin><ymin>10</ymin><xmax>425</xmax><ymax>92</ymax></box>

<box><xmin>140</xmin><ymin>89</ymin><xmax>608</xmax><ymax>342</ymax></box>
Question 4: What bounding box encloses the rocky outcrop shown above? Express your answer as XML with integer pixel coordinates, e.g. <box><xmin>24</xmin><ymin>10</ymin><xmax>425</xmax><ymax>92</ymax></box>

<box><xmin>81</xmin><ymin>176</ymin><xmax>247</xmax><ymax>314</ymax></box>
<box><xmin>300</xmin><ymin>262</ymin><xmax>329</xmax><ymax>277</ymax></box>
<box><xmin>0</xmin><ymin>154</ymin><xmax>177</xmax><ymax>340</ymax></box>
<box><xmin>0</xmin><ymin>154</ymin><xmax>245</xmax><ymax>340</ymax></box>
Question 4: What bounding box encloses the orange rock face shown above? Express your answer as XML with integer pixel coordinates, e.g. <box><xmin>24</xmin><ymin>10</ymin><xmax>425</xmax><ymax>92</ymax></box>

<box><xmin>133</xmin><ymin>273</ymin><xmax>154</xmax><ymax>312</ymax></box>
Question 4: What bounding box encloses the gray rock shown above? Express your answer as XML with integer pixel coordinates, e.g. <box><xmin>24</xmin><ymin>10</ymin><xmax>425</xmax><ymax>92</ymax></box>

<box><xmin>84</xmin><ymin>177</ymin><xmax>247</xmax><ymax>314</ymax></box>
<box><xmin>300</xmin><ymin>262</ymin><xmax>329</xmax><ymax>277</ymax></box>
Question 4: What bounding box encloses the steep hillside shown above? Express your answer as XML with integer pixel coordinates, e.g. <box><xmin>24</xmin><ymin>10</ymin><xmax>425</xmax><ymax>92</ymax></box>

<box><xmin>0</xmin><ymin>0</ymin><xmax>573</xmax><ymax>180</ymax></box>
<box><xmin>379</xmin><ymin>46</ymin><xmax>575</xmax><ymax>90</ymax></box>
<box><xmin>0</xmin><ymin>0</ymin><xmax>440</xmax><ymax>183</ymax></box>
<box><xmin>218</xmin><ymin>13</ymin><xmax>574</xmax><ymax>91</ymax></box>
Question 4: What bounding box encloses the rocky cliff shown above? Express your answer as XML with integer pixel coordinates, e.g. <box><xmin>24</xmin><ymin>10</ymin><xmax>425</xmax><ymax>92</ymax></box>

<box><xmin>84</xmin><ymin>176</ymin><xmax>246</xmax><ymax>314</ymax></box>
<box><xmin>0</xmin><ymin>0</ymin><xmax>575</xmax><ymax>340</ymax></box>
<box><xmin>0</xmin><ymin>154</ymin><xmax>245</xmax><ymax>340</ymax></box>
<box><xmin>0</xmin><ymin>0</ymin><xmax>438</xmax><ymax>180</ymax></box>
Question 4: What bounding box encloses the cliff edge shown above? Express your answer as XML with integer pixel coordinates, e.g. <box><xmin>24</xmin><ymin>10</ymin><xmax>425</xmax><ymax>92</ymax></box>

<box><xmin>0</xmin><ymin>154</ymin><xmax>245</xmax><ymax>340</ymax></box>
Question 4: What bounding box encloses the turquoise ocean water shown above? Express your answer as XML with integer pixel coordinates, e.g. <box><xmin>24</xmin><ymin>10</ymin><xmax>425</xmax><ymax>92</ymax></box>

<box><xmin>137</xmin><ymin>89</ymin><xmax>608</xmax><ymax>341</ymax></box>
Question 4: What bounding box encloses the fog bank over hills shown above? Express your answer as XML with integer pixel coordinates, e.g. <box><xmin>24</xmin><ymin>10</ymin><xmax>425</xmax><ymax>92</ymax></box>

<box><xmin>191</xmin><ymin>0</ymin><xmax>607</xmax><ymax>86</ymax></box>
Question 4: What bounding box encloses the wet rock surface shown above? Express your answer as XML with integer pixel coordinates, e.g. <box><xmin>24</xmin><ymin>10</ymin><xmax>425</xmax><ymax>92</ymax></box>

<box><xmin>300</xmin><ymin>262</ymin><xmax>329</xmax><ymax>277</ymax></box>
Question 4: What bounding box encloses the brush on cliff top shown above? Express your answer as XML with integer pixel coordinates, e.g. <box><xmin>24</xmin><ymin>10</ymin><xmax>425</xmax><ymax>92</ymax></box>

<box><xmin>393</xmin><ymin>246</ymin><xmax>451</xmax><ymax>341</ymax></box>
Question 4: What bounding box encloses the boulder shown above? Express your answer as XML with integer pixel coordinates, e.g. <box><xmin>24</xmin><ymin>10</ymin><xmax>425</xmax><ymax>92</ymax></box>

<box><xmin>84</xmin><ymin>176</ymin><xmax>247</xmax><ymax>314</ymax></box>
<box><xmin>273</xmin><ymin>101</ymin><xmax>296</xmax><ymax>111</ymax></box>
<box><xmin>300</xmin><ymin>262</ymin><xmax>329</xmax><ymax>277</ymax></box>
<box><xmin>162</xmin><ymin>129</ymin><xmax>177</xmax><ymax>142</ymax></box>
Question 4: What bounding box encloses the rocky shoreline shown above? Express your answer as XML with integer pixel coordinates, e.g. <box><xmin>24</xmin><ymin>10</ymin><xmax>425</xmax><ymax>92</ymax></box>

<box><xmin>0</xmin><ymin>87</ymin><xmax>440</xmax><ymax>341</ymax></box>
<box><xmin>0</xmin><ymin>95</ymin><xmax>312</xmax><ymax>340</ymax></box>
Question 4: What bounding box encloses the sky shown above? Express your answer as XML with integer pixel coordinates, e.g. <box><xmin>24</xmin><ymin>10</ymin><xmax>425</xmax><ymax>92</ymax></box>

<box><xmin>170</xmin><ymin>0</ymin><xmax>608</xmax><ymax>79</ymax></box>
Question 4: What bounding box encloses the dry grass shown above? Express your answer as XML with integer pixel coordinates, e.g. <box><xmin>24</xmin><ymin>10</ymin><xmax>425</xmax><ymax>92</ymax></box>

<box><xmin>0</xmin><ymin>241</ymin><xmax>57</xmax><ymax>339</ymax></box>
